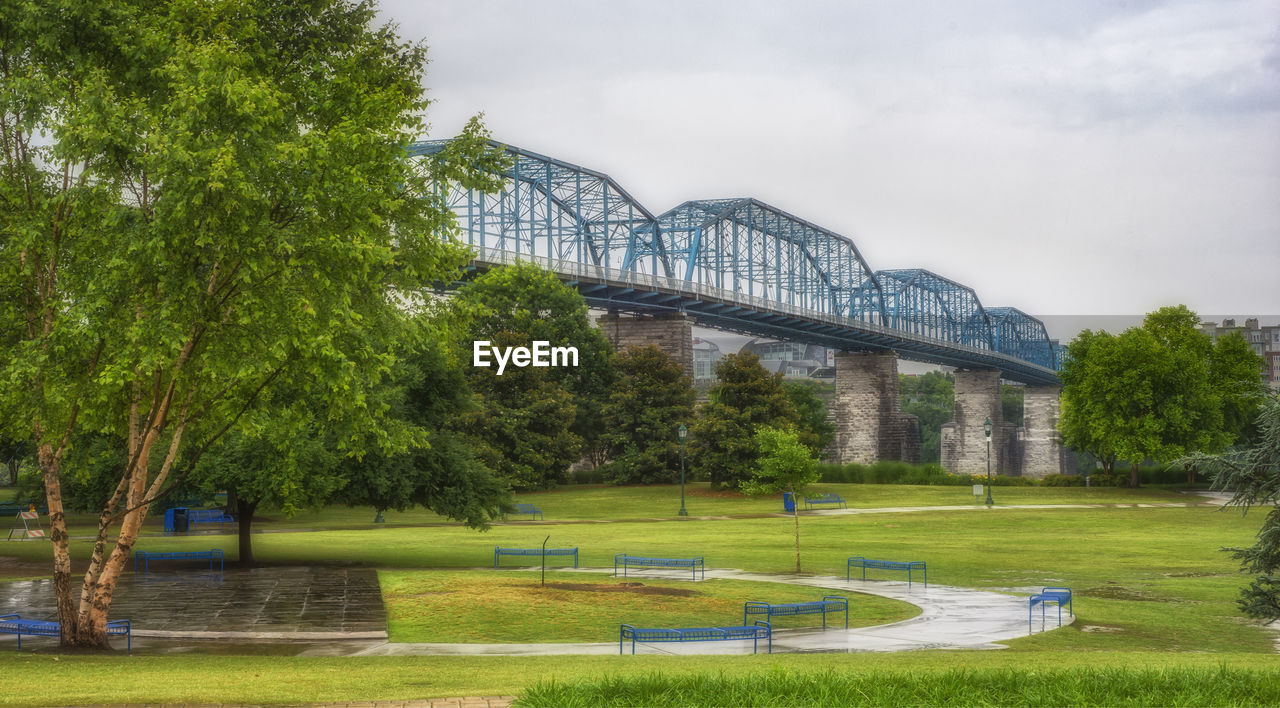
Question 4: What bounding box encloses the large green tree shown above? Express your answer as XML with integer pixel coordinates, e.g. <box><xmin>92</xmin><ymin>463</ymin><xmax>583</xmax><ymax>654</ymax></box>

<box><xmin>1059</xmin><ymin>306</ymin><xmax>1264</xmax><ymax>487</ymax></box>
<box><xmin>0</xmin><ymin>0</ymin><xmax>503</xmax><ymax>648</ymax></box>
<box><xmin>196</xmin><ymin>404</ymin><xmax>344</xmax><ymax>567</ymax></box>
<box><xmin>690</xmin><ymin>352</ymin><xmax>796</xmax><ymax>489</ymax></box>
<box><xmin>599</xmin><ymin>346</ymin><xmax>697</xmax><ymax>485</ymax></box>
<box><xmin>450</xmin><ymin>262</ymin><xmax>614</xmax><ymax>489</ymax></box>
<box><xmin>1181</xmin><ymin>397</ymin><xmax>1280</xmax><ymax>622</ymax></box>
<box><xmin>341</xmin><ymin>330</ymin><xmax>508</xmax><ymax>527</ymax></box>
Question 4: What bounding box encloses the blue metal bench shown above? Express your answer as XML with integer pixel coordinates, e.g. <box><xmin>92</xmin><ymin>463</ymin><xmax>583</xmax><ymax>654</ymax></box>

<box><xmin>0</xmin><ymin>614</ymin><xmax>131</xmax><ymax>651</ymax></box>
<box><xmin>493</xmin><ymin>546</ymin><xmax>578</xmax><ymax>568</ymax></box>
<box><xmin>620</xmin><ymin>621</ymin><xmax>771</xmax><ymax>654</ymax></box>
<box><xmin>614</xmin><ymin>553</ymin><xmax>704</xmax><ymax>581</ymax></box>
<box><xmin>847</xmin><ymin>556</ymin><xmax>927</xmax><ymax>587</ymax></box>
<box><xmin>134</xmin><ymin>549</ymin><xmax>224</xmax><ymax>575</ymax></box>
<box><xmin>0</xmin><ymin>502</ymin><xmax>47</xmax><ymax>517</ymax></box>
<box><xmin>743</xmin><ymin>596</ymin><xmax>848</xmax><ymax>629</ymax></box>
<box><xmin>188</xmin><ymin>509</ymin><xmax>236</xmax><ymax>531</ymax></box>
<box><xmin>803</xmin><ymin>493</ymin><xmax>846</xmax><ymax>510</ymax></box>
<box><xmin>1029</xmin><ymin>586</ymin><xmax>1072</xmax><ymax>631</ymax></box>
<box><xmin>503</xmin><ymin>503</ymin><xmax>543</xmax><ymax>521</ymax></box>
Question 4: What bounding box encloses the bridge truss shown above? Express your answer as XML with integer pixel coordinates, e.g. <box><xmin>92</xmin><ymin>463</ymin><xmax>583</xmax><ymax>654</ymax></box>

<box><xmin>409</xmin><ymin>139</ymin><xmax>1060</xmax><ymax>385</ymax></box>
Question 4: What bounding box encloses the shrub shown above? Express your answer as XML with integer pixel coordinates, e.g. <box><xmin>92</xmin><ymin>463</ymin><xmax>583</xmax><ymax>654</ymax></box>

<box><xmin>817</xmin><ymin>462</ymin><xmax>1037</xmax><ymax>487</ymax></box>
<box><xmin>570</xmin><ymin>467</ymin><xmax>604</xmax><ymax>485</ymax></box>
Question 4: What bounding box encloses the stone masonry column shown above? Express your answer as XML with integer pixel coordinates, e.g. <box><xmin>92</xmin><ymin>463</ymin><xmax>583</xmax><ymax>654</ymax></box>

<box><xmin>833</xmin><ymin>351</ymin><xmax>920</xmax><ymax>464</ymax></box>
<box><xmin>1021</xmin><ymin>385</ymin><xmax>1066</xmax><ymax>479</ymax></box>
<box><xmin>598</xmin><ymin>312</ymin><xmax>694</xmax><ymax>381</ymax></box>
<box><xmin>941</xmin><ymin>369</ymin><xmax>1004</xmax><ymax>476</ymax></box>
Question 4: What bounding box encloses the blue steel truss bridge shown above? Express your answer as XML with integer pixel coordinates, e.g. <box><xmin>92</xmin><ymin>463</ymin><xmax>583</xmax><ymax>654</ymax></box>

<box><xmin>410</xmin><ymin>140</ymin><xmax>1061</xmax><ymax>387</ymax></box>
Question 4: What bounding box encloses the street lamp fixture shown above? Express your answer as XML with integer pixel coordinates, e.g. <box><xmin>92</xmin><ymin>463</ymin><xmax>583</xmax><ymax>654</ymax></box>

<box><xmin>983</xmin><ymin>417</ymin><xmax>994</xmax><ymax>507</ymax></box>
<box><xmin>678</xmin><ymin>424</ymin><xmax>689</xmax><ymax>517</ymax></box>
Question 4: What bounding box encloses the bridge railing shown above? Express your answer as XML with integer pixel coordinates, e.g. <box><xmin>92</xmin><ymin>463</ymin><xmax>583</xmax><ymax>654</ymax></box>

<box><xmin>470</xmin><ymin>247</ymin><xmax>1057</xmax><ymax>378</ymax></box>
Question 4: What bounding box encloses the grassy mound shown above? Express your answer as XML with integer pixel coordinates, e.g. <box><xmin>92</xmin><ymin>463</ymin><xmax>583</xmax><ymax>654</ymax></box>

<box><xmin>380</xmin><ymin>570</ymin><xmax>919</xmax><ymax>642</ymax></box>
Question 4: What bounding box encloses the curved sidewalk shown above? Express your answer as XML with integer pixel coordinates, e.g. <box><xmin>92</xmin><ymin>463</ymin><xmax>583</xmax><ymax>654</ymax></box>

<box><xmin>353</xmin><ymin>568</ymin><xmax>1066</xmax><ymax>656</ymax></box>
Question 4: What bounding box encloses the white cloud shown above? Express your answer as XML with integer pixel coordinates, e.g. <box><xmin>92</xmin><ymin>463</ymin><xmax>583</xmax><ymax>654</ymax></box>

<box><xmin>386</xmin><ymin>0</ymin><xmax>1280</xmax><ymax>317</ymax></box>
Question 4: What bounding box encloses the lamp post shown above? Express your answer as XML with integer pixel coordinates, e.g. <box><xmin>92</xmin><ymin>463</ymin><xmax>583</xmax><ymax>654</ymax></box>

<box><xmin>984</xmin><ymin>417</ymin><xmax>994</xmax><ymax>507</ymax></box>
<box><xmin>678</xmin><ymin>423</ymin><xmax>689</xmax><ymax>517</ymax></box>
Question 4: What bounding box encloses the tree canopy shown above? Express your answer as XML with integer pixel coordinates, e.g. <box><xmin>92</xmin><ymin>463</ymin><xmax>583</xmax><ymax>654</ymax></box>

<box><xmin>1059</xmin><ymin>306</ymin><xmax>1265</xmax><ymax>487</ymax></box>
<box><xmin>450</xmin><ymin>261</ymin><xmax>614</xmax><ymax>489</ymax></box>
<box><xmin>782</xmin><ymin>380</ymin><xmax>836</xmax><ymax>456</ymax></box>
<box><xmin>690</xmin><ymin>352</ymin><xmax>796</xmax><ymax>489</ymax></box>
<box><xmin>600</xmin><ymin>346</ymin><xmax>697</xmax><ymax>485</ymax></box>
<box><xmin>1182</xmin><ymin>397</ymin><xmax>1280</xmax><ymax>623</ymax></box>
<box><xmin>0</xmin><ymin>0</ymin><xmax>505</xmax><ymax>647</ymax></box>
<box><xmin>740</xmin><ymin>426</ymin><xmax>820</xmax><ymax>573</ymax></box>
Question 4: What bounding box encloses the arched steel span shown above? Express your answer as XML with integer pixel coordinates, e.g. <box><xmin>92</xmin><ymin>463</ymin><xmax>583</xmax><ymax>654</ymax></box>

<box><xmin>645</xmin><ymin>199</ymin><xmax>885</xmax><ymax>325</ymax></box>
<box><xmin>405</xmin><ymin>141</ymin><xmax>670</xmax><ymax>275</ymax></box>
<box><xmin>409</xmin><ymin>139</ymin><xmax>1060</xmax><ymax>386</ymax></box>
<box><xmin>876</xmin><ymin>269</ymin><xmax>992</xmax><ymax>352</ymax></box>
<box><xmin>987</xmin><ymin>307</ymin><xmax>1056</xmax><ymax>370</ymax></box>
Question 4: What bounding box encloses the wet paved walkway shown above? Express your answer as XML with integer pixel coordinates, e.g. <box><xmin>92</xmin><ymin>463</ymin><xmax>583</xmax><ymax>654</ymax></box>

<box><xmin>0</xmin><ymin>566</ymin><xmax>387</xmax><ymax>640</ymax></box>
<box><xmin>353</xmin><ymin>566</ymin><xmax>1062</xmax><ymax>656</ymax></box>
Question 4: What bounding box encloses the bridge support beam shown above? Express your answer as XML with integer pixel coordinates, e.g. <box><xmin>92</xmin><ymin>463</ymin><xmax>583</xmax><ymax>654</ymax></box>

<box><xmin>941</xmin><ymin>369</ymin><xmax>1020</xmax><ymax>477</ymax></box>
<box><xmin>598</xmin><ymin>312</ymin><xmax>694</xmax><ymax>380</ymax></box>
<box><xmin>1020</xmin><ymin>386</ymin><xmax>1068</xmax><ymax>479</ymax></box>
<box><xmin>832</xmin><ymin>351</ymin><xmax>920</xmax><ymax>465</ymax></box>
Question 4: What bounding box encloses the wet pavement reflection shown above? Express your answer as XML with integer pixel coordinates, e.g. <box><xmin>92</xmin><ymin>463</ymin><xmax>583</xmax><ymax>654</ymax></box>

<box><xmin>0</xmin><ymin>565</ymin><xmax>387</xmax><ymax>643</ymax></box>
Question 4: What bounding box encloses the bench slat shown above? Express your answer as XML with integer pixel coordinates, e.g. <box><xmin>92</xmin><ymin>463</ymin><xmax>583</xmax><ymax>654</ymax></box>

<box><xmin>847</xmin><ymin>556</ymin><xmax>927</xmax><ymax>587</ymax></box>
<box><xmin>0</xmin><ymin>614</ymin><xmax>130</xmax><ymax>651</ymax></box>
<box><xmin>614</xmin><ymin>554</ymin><xmax>705</xmax><ymax>581</ymax></box>
<box><xmin>743</xmin><ymin>596</ymin><xmax>848</xmax><ymax>629</ymax></box>
<box><xmin>134</xmin><ymin>549</ymin><xmax>224</xmax><ymax>575</ymax></box>
<box><xmin>620</xmin><ymin>621</ymin><xmax>770</xmax><ymax>654</ymax></box>
<box><xmin>493</xmin><ymin>547</ymin><xmax>578</xmax><ymax>568</ymax></box>
<box><xmin>1029</xmin><ymin>586</ymin><xmax>1073</xmax><ymax>632</ymax></box>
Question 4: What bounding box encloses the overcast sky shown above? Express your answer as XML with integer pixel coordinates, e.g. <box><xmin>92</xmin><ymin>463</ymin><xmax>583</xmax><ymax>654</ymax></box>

<box><xmin>379</xmin><ymin>0</ymin><xmax>1279</xmax><ymax>324</ymax></box>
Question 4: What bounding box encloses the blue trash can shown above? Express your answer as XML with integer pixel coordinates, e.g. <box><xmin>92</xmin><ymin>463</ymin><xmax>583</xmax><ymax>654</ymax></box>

<box><xmin>164</xmin><ymin>507</ymin><xmax>190</xmax><ymax>533</ymax></box>
<box><xmin>783</xmin><ymin>492</ymin><xmax>795</xmax><ymax>512</ymax></box>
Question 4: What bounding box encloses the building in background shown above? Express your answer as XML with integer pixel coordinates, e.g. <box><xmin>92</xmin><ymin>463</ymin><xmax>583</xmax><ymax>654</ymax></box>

<box><xmin>739</xmin><ymin>338</ymin><xmax>829</xmax><ymax>378</ymax></box>
<box><xmin>1199</xmin><ymin>318</ymin><xmax>1280</xmax><ymax>390</ymax></box>
<box><xmin>692</xmin><ymin>337</ymin><xmax>722</xmax><ymax>383</ymax></box>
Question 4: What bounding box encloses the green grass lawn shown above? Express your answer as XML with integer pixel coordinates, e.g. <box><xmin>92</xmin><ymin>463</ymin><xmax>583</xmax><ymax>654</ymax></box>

<box><xmin>380</xmin><ymin>570</ymin><xmax>918</xmax><ymax>642</ymax></box>
<box><xmin>0</xmin><ymin>483</ymin><xmax>1271</xmax><ymax>704</ymax></box>
<box><xmin>1</xmin><ymin>652</ymin><xmax>1278</xmax><ymax>706</ymax></box>
<box><xmin>11</xmin><ymin>482</ymin><xmax>1208</xmax><ymax>541</ymax></box>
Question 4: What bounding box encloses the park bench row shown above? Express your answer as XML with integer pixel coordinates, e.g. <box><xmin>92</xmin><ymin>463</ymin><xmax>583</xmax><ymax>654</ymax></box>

<box><xmin>620</xmin><ymin>595</ymin><xmax>850</xmax><ymax>654</ymax></box>
<box><xmin>492</xmin><ymin>548</ymin><xmax>705</xmax><ymax>580</ymax></box>
<box><xmin>494</xmin><ymin>547</ymin><xmax>929</xmax><ymax>587</ymax></box>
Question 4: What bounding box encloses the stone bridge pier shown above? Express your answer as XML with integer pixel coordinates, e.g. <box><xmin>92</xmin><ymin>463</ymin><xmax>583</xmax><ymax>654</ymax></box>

<box><xmin>1019</xmin><ymin>385</ymin><xmax>1070</xmax><ymax>477</ymax></box>
<box><xmin>598</xmin><ymin>311</ymin><xmax>694</xmax><ymax>380</ymax></box>
<box><xmin>940</xmin><ymin>370</ymin><xmax>1067</xmax><ymax>478</ymax></box>
<box><xmin>940</xmin><ymin>369</ymin><xmax>1014</xmax><ymax>476</ymax></box>
<box><xmin>832</xmin><ymin>351</ymin><xmax>920</xmax><ymax>464</ymax></box>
